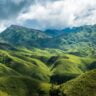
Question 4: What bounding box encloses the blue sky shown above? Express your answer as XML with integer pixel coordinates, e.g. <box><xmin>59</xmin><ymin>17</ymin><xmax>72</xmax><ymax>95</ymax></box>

<box><xmin>0</xmin><ymin>0</ymin><xmax>96</xmax><ymax>31</ymax></box>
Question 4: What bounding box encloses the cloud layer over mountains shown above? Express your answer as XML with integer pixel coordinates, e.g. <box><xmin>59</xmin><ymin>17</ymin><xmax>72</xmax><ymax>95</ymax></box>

<box><xmin>0</xmin><ymin>0</ymin><xmax>96</xmax><ymax>31</ymax></box>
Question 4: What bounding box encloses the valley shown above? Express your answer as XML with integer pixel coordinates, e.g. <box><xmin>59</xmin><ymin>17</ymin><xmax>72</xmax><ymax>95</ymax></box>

<box><xmin>0</xmin><ymin>25</ymin><xmax>96</xmax><ymax>96</ymax></box>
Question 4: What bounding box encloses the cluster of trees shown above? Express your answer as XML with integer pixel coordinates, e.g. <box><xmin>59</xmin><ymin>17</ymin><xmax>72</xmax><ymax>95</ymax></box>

<box><xmin>37</xmin><ymin>84</ymin><xmax>67</xmax><ymax>96</ymax></box>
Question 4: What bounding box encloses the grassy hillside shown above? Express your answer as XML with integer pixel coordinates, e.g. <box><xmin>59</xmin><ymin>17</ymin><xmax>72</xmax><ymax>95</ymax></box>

<box><xmin>0</xmin><ymin>48</ymin><xmax>96</xmax><ymax>80</ymax></box>
<box><xmin>49</xmin><ymin>54</ymin><xmax>96</xmax><ymax>84</ymax></box>
<box><xmin>60</xmin><ymin>69</ymin><xmax>96</xmax><ymax>96</ymax></box>
<box><xmin>0</xmin><ymin>50</ymin><xmax>51</xmax><ymax>82</ymax></box>
<box><xmin>0</xmin><ymin>76</ymin><xmax>51</xmax><ymax>96</ymax></box>
<box><xmin>0</xmin><ymin>63</ymin><xmax>20</xmax><ymax>76</ymax></box>
<box><xmin>0</xmin><ymin>48</ymin><xmax>95</xmax><ymax>96</ymax></box>
<box><xmin>0</xmin><ymin>24</ymin><xmax>96</xmax><ymax>96</ymax></box>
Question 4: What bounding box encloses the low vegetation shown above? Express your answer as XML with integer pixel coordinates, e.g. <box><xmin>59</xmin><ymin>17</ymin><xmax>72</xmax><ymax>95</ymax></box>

<box><xmin>0</xmin><ymin>25</ymin><xmax>95</xmax><ymax>96</ymax></box>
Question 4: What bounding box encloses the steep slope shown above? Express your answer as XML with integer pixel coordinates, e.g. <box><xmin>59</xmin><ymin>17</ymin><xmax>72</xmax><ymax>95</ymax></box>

<box><xmin>0</xmin><ymin>50</ymin><xmax>51</xmax><ymax>82</ymax></box>
<box><xmin>60</xmin><ymin>69</ymin><xmax>96</xmax><ymax>96</ymax></box>
<box><xmin>0</xmin><ymin>48</ymin><xmax>95</xmax><ymax>84</ymax></box>
<box><xmin>47</xmin><ymin>25</ymin><xmax>96</xmax><ymax>56</ymax></box>
<box><xmin>0</xmin><ymin>63</ymin><xmax>20</xmax><ymax>76</ymax></box>
<box><xmin>0</xmin><ymin>25</ymin><xmax>51</xmax><ymax>48</ymax></box>
<box><xmin>0</xmin><ymin>42</ymin><xmax>16</xmax><ymax>50</ymax></box>
<box><xmin>0</xmin><ymin>76</ymin><xmax>47</xmax><ymax>96</ymax></box>
<box><xmin>49</xmin><ymin>54</ymin><xmax>96</xmax><ymax>84</ymax></box>
<box><xmin>0</xmin><ymin>48</ymin><xmax>95</xmax><ymax>96</ymax></box>
<box><xmin>0</xmin><ymin>24</ymin><xmax>96</xmax><ymax>56</ymax></box>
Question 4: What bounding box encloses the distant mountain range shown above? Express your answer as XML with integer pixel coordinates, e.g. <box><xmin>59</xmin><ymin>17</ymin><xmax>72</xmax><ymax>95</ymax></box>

<box><xmin>0</xmin><ymin>25</ymin><xmax>51</xmax><ymax>48</ymax></box>
<box><xmin>0</xmin><ymin>24</ymin><xmax>96</xmax><ymax>56</ymax></box>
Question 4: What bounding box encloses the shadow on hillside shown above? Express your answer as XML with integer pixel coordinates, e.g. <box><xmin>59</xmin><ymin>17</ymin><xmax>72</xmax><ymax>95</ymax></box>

<box><xmin>50</xmin><ymin>74</ymin><xmax>78</xmax><ymax>84</ymax></box>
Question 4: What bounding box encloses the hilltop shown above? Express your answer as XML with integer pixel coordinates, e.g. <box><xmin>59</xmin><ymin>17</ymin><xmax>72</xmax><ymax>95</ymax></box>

<box><xmin>0</xmin><ymin>24</ymin><xmax>96</xmax><ymax>56</ymax></box>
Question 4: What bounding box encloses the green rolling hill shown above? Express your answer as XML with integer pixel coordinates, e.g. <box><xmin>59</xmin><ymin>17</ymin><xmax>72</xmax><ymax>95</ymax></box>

<box><xmin>0</xmin><ymin>47</ymin><xmax>95</xmax><ymax>96</ymax></box>
<box><xmin>60</xmin><ymin>69</ymin><xmax>96</xmax><ymax>96</ymax></box>
<box><xmin>0</xmin><ymin>25</ymin><xmax>95</xmax><ymax>96</ymax></box>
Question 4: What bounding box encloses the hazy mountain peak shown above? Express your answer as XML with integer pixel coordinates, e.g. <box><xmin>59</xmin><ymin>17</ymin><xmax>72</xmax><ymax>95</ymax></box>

<box><xmin>0</xmin><ymin>24</ymin><xmax>96</xmax><ymax>56</ymax></box>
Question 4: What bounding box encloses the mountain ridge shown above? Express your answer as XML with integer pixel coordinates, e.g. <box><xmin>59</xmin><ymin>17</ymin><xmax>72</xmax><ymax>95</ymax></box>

<box><xmin>0</xmin><ymin>24</ymin><xmax>96</xmax><ymax>56</ymax></box>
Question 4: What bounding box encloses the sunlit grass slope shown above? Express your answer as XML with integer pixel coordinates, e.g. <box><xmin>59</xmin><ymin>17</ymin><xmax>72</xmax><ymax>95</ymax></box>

<box><xmin>0</xmin><ymin>76</ymin><xmax>51</xmax><ymax>96</ymax></box>
<box><xmin>60</xmin><ymin>69</ymin><xmax>96</xmax><ymax>96</ymax></box>
<box><xmin>0</xmin><ymin>50</ymin><xmax>51</xmax><ymax>82</ymax></box>
<box><xmin>0</xmin><ymin>48</ymin><xmax>95</xmax><ymax>96</ymax></box>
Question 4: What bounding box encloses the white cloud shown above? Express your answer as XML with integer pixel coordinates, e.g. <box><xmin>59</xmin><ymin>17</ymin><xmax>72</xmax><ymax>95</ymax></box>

<box><xmin>1</xmin><ymin>0</ymin><xmax>96</xmax><ymax>31</ymax></box>
<box><xmin>0</xmin><ymin>23</ymin><xmax>6</xmax><ymax>32</ymax></box>
<box><xmin>18</xmin><ymin>0</ymin><xmax>96</xmax><ymax>29</ymax></box>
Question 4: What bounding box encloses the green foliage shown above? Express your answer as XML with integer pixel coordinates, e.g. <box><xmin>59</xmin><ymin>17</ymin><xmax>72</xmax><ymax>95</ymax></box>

<box><xmin>0</xmin><ymin>25</ymin><xmax>96</xmax><ymax>56</ymax></box>
<box><xmin>0</xmin><ymin>25</ymin><xmax>51</xmax><ymax>48</ymax></box>
<box><xmin>60</xmin><ymin>69</ymin><xmax>96</xmax><ymax>96</ymax></box>
<box><xmin>0</xmin><ymin>50</ymin><xmax>51</xmax><ymax>82</ymax></box>
<box><xmin>0</xmin><ymin>25</ymin><xmax>96</xmax><ymax>96</ymax></box>
<box><xmin>0</xmin><ymin>48</ymin><xmax>95</xmax><ymax>96</ymax></box>
<box><xmin>0</xmin><ymin>76</ymin><xmax>44</xmax><ymax>96</ymax></box>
